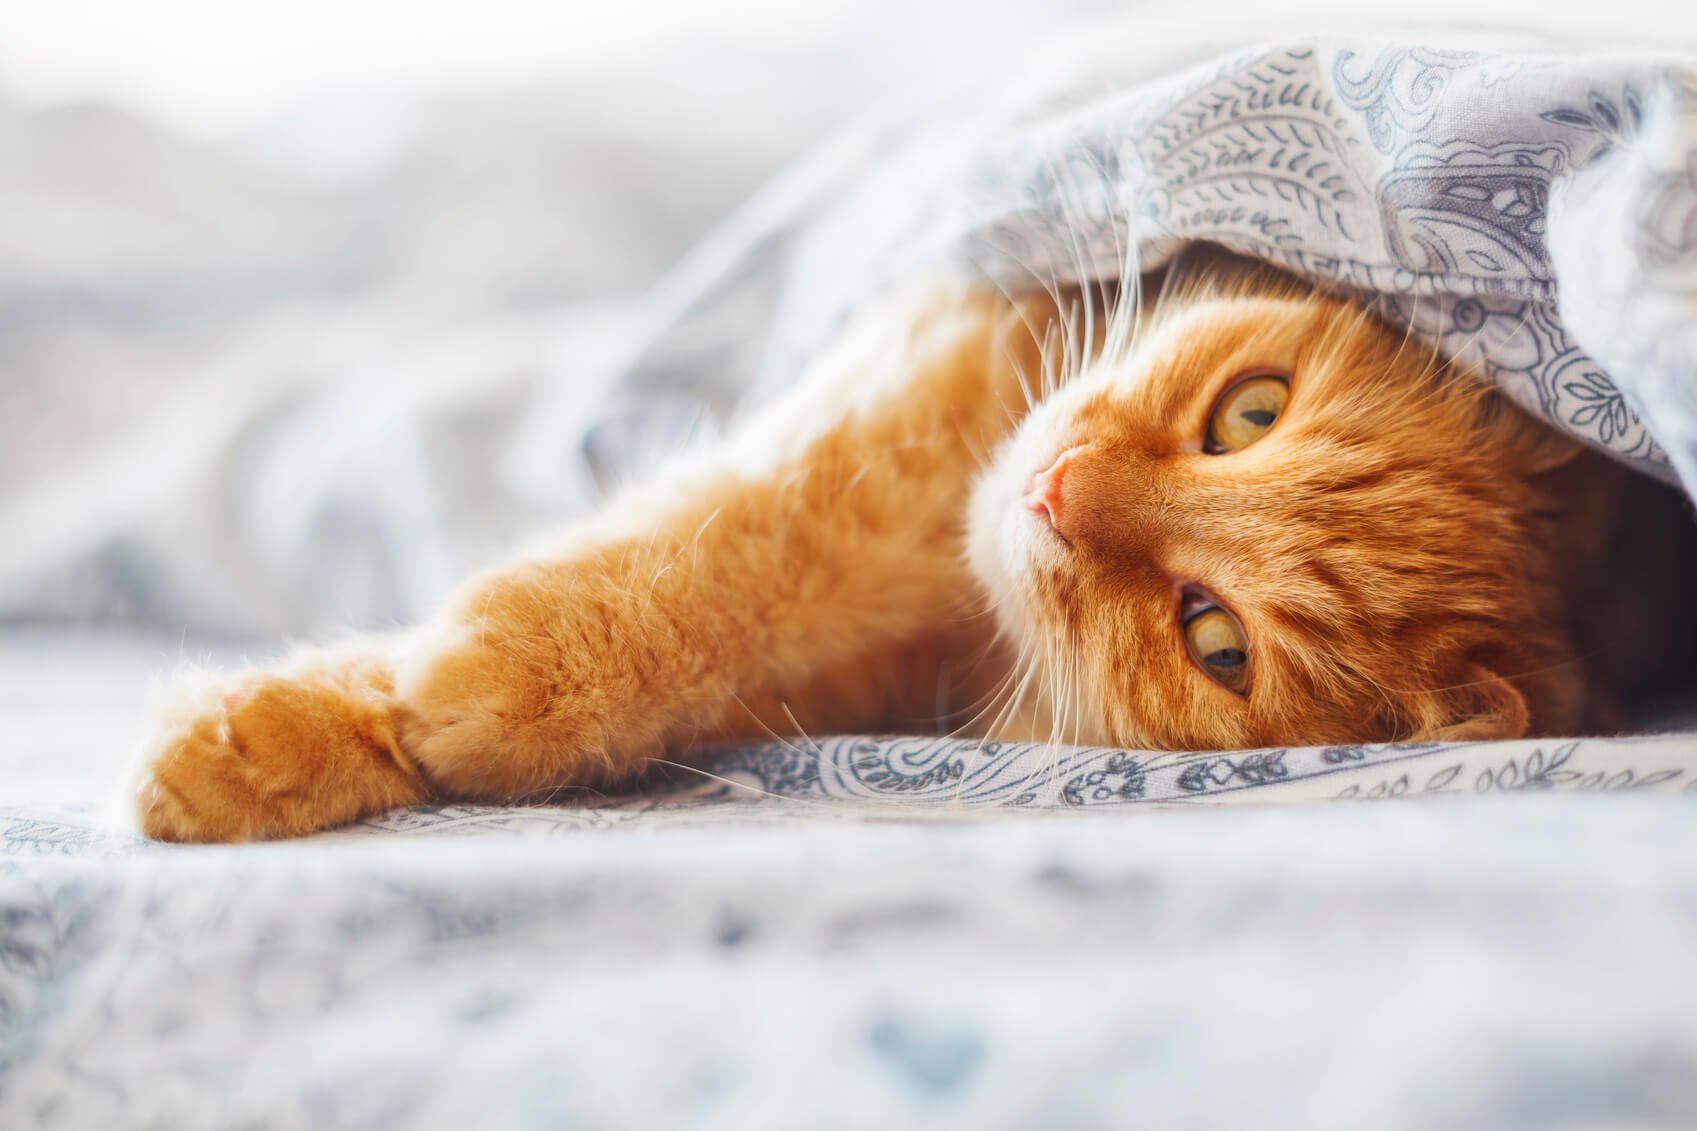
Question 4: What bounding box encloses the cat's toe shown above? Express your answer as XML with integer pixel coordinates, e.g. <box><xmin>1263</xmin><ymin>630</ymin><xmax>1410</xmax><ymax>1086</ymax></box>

<box><xmin>127</xmin><ymin>673</ymin><xmax>427</xmax><ymax>843</ymax></box>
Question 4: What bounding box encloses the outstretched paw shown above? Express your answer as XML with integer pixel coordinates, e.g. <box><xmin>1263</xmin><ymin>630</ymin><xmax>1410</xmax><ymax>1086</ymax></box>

<box><xmin>127</xmin><ymin>671</ymin><xmax>428</xmax><ymax>842</ymax></box>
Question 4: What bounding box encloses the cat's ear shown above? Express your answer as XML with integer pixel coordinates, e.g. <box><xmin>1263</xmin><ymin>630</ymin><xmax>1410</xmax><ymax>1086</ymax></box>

<box><xmin>1417</xmin><ymin>665</ymin><xmax>1531</xmax><ymax>742</ymax></box>
<box><xmin>1515</xmin><ymin>420</ymin><xmax>1588</xmax><ymax>478</ymax></box>
<box><xmin>1477</xmin><ymin>392</ymin><xmax>1587</xmax><ymax>477</ymax></box>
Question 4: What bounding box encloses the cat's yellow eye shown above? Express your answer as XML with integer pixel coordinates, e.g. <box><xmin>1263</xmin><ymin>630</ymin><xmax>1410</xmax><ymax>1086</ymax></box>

<box><xmin>1183</xmin><ymin>604</ymin><xmax>1250</xmax><ymax>693</ymax></box>
<box><xmin>1205</xmin><ymin>374</ymin><xmax>1289</xmax><ymax>454</ymax></box>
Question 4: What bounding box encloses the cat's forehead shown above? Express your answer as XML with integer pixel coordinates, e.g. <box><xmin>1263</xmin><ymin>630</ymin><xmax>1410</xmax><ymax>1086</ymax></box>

<box><xmin>1071</xmin><ymin>291</ymin><xmax>1446</xmax><ymax>442</ymax></box>
<box><xmin>1135</xmin><ymin>294</ymin><xmax>1345</xmax><ymax>390</ymax></box>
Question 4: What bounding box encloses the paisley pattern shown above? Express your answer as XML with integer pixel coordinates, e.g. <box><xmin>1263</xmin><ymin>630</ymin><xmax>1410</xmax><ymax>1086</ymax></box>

<box><xmin>955</xmin><ymin>43</ymin><xmax>1685</xmax><ymax>481</ymax></box>
<box><xmin>686</xmin><ymin>732</ymin><xmax>1697</xmax><ymax>808</ymax></box>
<box><xmin>6</xmin><ymin>731</ymin><xmax>1697</xmax><ymax>1129</ymax></box>
<box><xmin>621</xmin><ymin>36</ymin><xmax>1697</xmax><ymax>493</ymax></box>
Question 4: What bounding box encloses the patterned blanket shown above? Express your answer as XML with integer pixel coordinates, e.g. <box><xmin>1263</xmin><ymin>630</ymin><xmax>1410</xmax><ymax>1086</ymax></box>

<box><xmin>611</xmin><ymin>32</ymin><xmax>1697</xmax><ymax>495</ymax></box>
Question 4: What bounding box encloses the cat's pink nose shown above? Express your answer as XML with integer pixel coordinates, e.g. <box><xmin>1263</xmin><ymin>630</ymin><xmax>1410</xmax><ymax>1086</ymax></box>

<box><xmin>1024</xmin><ymin>449</ymin><xmax>1078</xmax><ymax>534</ymax></box>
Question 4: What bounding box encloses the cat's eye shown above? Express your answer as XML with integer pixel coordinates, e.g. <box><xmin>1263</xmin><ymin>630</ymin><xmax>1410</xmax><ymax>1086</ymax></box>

<box><xmin>1182</xmin><ymin>602</ymin><xmax>1250</xmax><ymax>693</ymax></box>
<box><xmin>1205</xmin><ymin>374</ymin><xmax>1289</xmax><ymax>453</ymax></box>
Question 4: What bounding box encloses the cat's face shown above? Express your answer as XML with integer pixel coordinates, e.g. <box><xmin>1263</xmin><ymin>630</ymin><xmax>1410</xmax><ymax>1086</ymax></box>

<box><xmin>968</xmin><ymin>256</ymin><xmax>1584</xmax><ymax>750</ymax></box>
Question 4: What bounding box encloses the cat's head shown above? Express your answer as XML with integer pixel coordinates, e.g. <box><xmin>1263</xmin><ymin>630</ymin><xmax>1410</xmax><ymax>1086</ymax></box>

<box><xmin>968</xmin><ymin>248</ymin><xmax>1586</xmax><ymax>750</ymax></box>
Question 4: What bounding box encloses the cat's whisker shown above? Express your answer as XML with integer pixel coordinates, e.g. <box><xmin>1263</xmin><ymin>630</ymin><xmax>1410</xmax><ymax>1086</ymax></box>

<box><xmin>974</xmin><ymin>268</ymin><xmax>1068</xmax><ymax>414</ymax></box>
<box><xmin>1042</xmin><ymin>320</ymin><xmax>1066</xmax><ymax>400</ymax></box>
<box><xmin>509</xmin><ymin>779</ymin><xmax>613</xmax><ymax>808</ymax></box>
<box><xmin>956</xmin><ymin>666</ymin><xmax>1026</xmax><ymax>803</ymax></box>
<box><xmin>1070</xmin><ymin>641</ymin><xmax>1087</xmax><ymax>752</ymax></box>
<box><xmin>1395</xmin><ymin>650</ymin><xmax>1599</xmax><ymax>699</ymax></box>
<box><xmin>942</xmin><ymin>656</ymin><xmax>1023</xmax><ymax>739</ymax></box>
<box><xmin>975</xmin><ymin>636</ymin><xmax>1044</xmax><ymax>745</ymax></box>
<box><xmin>1041</xmin><ymin>145</ymin><xmax>1108</xmax><ymax>373</ymax></box>
<box><xmin>946</xmin><ymin>652</ymin><xmax>1034</xmax><ymax>804</ymax></box>
<box><xmin>1038</xmin><ymin>638</ymin><xmax>1065</xmax><ymax>787</ymax></box>
<box><xmin>644</xmin><ymin>757</ymin><xmax>839</xmax><ymax>811</ymax></box>
<box><xmin>967</xmin><ymin>638</ymin><xmax>1029</xmax><ymax>738</ymax></box>
<box><xmin>1103</xmin><ymin>215</ymin><xmax>1144</xmax><ymax>364</ymax></box>
<box><xmin>987</xmin><ymin>380</ymin><xmax>1026</xmax><ymax>432</ymax></box>
<box><xmin>1034</xmin><ymin>635</ymin><xmax>1067</xmax><ymax>784</ymax></box>
<box><xmin>1041</xmin><ymin>294</ymin><xmax>1075</xmax><ymax>398</ymax></box>
<box><xmin>1067</xmin><ymin>640</ymin><xmax>1086</xmax><ymax>753</ymax></box>
<box><xmin>984</xmin><ymin>230</ymin><xmax>1099</xmax><ymax>402</ymax></box>
<box><xmin>944</xmin><ymin>586</ymin><xmax>1018</xmax><ymax>620</ymax></box>
<box><xmin>1083</xmin><ymin>143</ymin><xmax>1136</xmax><ymax>366</ymax></box>
<box><xmin>968</xmin><ymin>211</ymin><xmax>1107</xmax><ymax>402</ymax></box>
<box><xmin>726</xmin><ymin>691</ymin><xmax>817</xmax><ymax>762</ymax></box>
<box><xmin>967</xmin><ymin>240</ymin><xmax>1070</xmax><ymax>344</ymax></box>
<box><xmin>777</xmin><ymin>701</ymin><xmax>821</xmax><ymax>756</ymax></box>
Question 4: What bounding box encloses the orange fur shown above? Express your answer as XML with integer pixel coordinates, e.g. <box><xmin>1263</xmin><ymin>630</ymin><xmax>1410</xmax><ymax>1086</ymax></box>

<box><xmin>127</xmin><ymin>254</ymin><xmax>1697</xmax><ymax>841</ymax></box>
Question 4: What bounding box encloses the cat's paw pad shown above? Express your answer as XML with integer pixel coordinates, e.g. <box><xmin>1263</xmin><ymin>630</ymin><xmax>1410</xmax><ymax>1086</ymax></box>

<box><xmin>125</xmin><ymin>672</ymin><xmax>427</xmax><ymax>842</ymax></box>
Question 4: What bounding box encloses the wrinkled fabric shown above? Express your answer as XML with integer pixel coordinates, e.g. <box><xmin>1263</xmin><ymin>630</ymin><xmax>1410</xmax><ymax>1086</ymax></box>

<box><xmin>618</xmin><ymin>35</ymin><xmax>1697</xmax><ymax>495</ymax></box>
<box><xmin>3</xmin><ymin>629</ymin><xmax>1697</xmax><ymax>1129</ymax></box>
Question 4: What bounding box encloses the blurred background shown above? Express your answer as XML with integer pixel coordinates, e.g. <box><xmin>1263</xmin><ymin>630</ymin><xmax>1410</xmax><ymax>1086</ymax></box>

<box><xmin>0</xmin><ymin>0</ymin><xmax>1688</xmax><ymax>641</ymax></box>
<box><xmin>0</xmin><ymin>0</ymin><xmax>1128</xmax><ymax>503</ymax></box>
<box><xmin>0</xmin><ymin>0</ymin><xmax>1147</xmax><ymax>639</ymax></box>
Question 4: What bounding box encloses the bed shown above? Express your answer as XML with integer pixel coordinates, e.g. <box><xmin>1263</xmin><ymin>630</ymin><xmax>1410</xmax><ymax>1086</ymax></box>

<box><xmin>5</xmin><ymin>629</ymin><xmax>1697</xmax><ymax>1127</ymax></box>
<box><xmin>4</xmin><ymin>15</ymin><xmax>1697</xmax><ymax>1129</ymax></box>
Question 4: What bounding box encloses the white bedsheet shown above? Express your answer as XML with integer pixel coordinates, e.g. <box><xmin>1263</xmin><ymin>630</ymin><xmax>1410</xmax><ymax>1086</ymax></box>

<box><xmin>4</xmin><ymin>629</ymin><xmax>1697</xmax><ymax>1129</ymax></box>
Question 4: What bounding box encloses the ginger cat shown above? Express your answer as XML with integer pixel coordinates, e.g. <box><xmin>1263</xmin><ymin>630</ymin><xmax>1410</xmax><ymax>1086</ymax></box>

<box><xmin>128</xmin><ymin>249</ymin><xmax>1697</xmax><ymax>841</ymax></box>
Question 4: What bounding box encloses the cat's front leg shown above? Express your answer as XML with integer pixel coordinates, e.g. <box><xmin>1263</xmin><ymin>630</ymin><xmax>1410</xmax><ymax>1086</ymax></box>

<box><xmin>129</xmin><ymin>286</ymin><xmax>1054</xmax><ymax>839</ymax></box>
<box><xmin>397</xmin><ymin>289</ymin><xmax>1055</xmax><ymax>798</ymax></box>
<box><xmin>392</xmin><ymin>486</ymin><xmax>966</xmax><ymax>800</ymax></box>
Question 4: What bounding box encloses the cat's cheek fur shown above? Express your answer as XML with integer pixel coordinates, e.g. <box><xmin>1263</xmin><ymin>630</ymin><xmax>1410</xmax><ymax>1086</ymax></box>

<box><xmin>964</xmin><ymin>460</ymin><xmax>1025</xmax><ymax>625</ymax></box>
